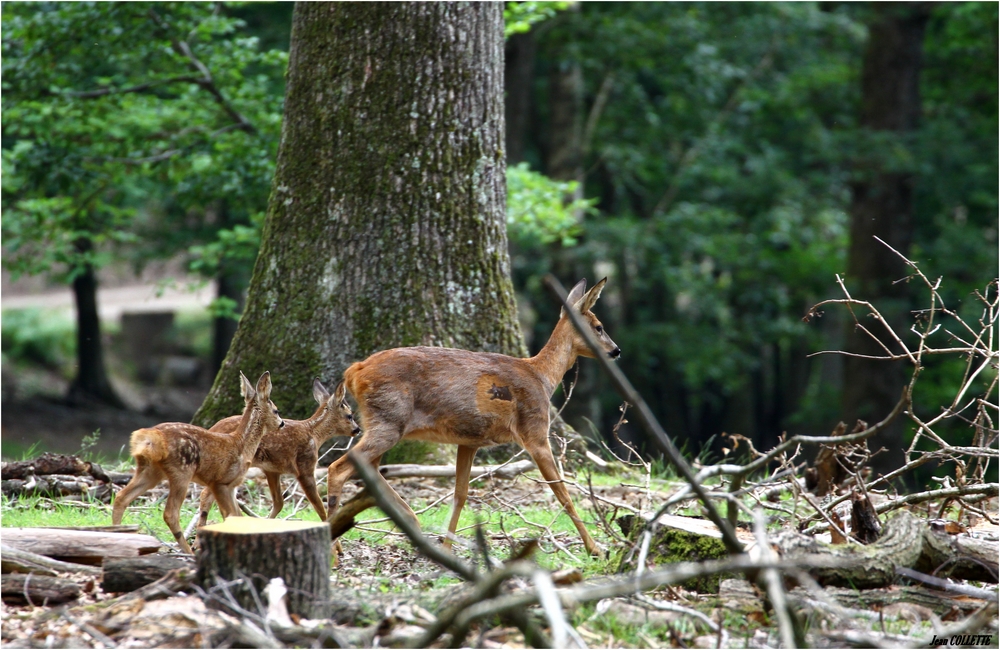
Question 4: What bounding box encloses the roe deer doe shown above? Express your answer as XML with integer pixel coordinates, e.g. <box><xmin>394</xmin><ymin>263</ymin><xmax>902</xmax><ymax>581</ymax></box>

<box><xmin>112</xmin><ymin>371</ymin><xmax>284</xmax><ymax>554</ymax></box>
<box><xmin>326</xmin><ymin>278</ymin><xmax>619</xmax><ymax>557</ymax></box>
<box><xmin>198</xmin><ymin>379</ymin><xmax>361</xmax><ymax>525</ymax></box>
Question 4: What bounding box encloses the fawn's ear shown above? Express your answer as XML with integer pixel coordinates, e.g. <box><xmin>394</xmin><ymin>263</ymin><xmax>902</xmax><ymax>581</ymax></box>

<box><xmin>578</xmin><ymin>277</ymin><xmax>608</xmax><ymax>312</ymax></box>
<box><xmin>255</xmin><ymin>371</ymin><xmax>272</xmax><ymax>402</ymax></box>
<box><xmin>240</xmin><ymin>371</ymin><xmax>256</xmax><ymax>402</ymax></box>
<box><xmin>313</xmin><ymin>378</ymin><xmax>330</xmax><ymax>405</ymax></box>
<box><xmin>562</xmin><ymin>279</ymin><xmax>588</xmax><ymax>317</ymax></box>
<box><xmin>333</xmin><ymin>381</ymin><xmax>347</xmax><ymax>404</ymax></box>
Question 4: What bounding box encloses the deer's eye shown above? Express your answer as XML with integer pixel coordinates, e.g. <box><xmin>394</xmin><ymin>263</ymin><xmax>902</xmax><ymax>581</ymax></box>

<box><xmin>595</xmin><ymin>325</ymin><xmax>603</xmax><ymax>334</ymax></box>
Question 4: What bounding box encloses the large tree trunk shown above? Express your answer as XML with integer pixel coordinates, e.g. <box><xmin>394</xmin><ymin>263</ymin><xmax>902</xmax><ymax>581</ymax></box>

<box><xmin>843</xmin><ymin>3</ymin><xmax>930</xmax><ymax>475</ymax></box>
<box><xmin>195</xmin><ymin>2</ymin><xmax>522</xmax><ymax>424</ymax></box>
<box><xmin>67</xmin><ymin>240</ymin><xmax>124</xmax><ymax>408</ymax></box>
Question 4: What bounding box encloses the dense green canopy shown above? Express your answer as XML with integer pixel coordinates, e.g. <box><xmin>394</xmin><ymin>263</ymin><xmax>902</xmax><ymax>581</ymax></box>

<box><xmin>2</xmin><ymin>2</ymin><xmax>996</xmax><ymax>460</ymax></box>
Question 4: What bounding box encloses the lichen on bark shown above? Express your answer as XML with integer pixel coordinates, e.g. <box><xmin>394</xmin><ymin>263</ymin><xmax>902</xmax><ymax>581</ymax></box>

<box><xmin>194</xmin><ymin>2</ymin><xmax>523</xmax><ymax>426</ymax></box>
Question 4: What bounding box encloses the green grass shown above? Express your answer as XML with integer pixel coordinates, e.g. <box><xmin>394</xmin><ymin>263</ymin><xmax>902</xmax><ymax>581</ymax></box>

<box><xmin>0</xmin><ymin>492</ymin><xmax>200</xmax><ymax>545</ymax></box>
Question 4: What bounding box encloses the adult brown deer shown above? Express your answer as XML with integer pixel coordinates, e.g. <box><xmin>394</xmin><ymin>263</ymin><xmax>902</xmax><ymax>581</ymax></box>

<box><xmin>198</xmin><ymin>379</ymin><xmax>361</xmax><ymax>525</ymax></box>
<box><xmin>112</xmin><ymin>371</ymin><xmax>284</xmax><ymax>554</ymax></box>
<box><xmin>326</xmin><ymin>278</ymin><xmax>619</xmax><ymax>557</ymax></box>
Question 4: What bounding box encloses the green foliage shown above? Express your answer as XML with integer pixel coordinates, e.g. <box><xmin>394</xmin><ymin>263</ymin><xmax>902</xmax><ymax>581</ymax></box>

<box><xmin>504</xmin><ymin>2</ymin><xmax>572</xmax><ymax>38</ymax></box>
<box><xmin>511</xmin><ymin>3</ymin><xmax>867</xmax><ymax>444</ymax></box>
<box><xmin>0</xmin><ymin>309</ymin><xmax>75</xmax><ymax>370</ymax></box>
<box><xmin>507</xmin><ymin>162</ymin><xmax>593</xmax><ymax>247</ymax></box>
<box><xmin>1</xmin><ymin>2</ymin><xmax>285</xmax><ymax>291</ymax></box>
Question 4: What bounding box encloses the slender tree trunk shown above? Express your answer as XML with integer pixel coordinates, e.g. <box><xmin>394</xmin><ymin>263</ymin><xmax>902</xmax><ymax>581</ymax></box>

<box><xmin>505</xmin><ymin>31</ymin><xmax>537</xmax><ymax>165</ymax></box>
<box><xmin>210</xmin><ymin>202</ymin><xmax>249</xmax><ymax>374</ymax></box>
<box><xmin>195</xmin><ymin>2</ymin><xmax>521</xmax><ymax>425</ymax></box>
<box><xmin>546</xmin><ymin>60</ymin><xmax>584</xmax><ymax>190</ymax></box>
<box><xmin>212</xmin><ymin>267</ymin><xmax>244</xmax><ymax>374</ymax></box>
<box><xmin>67</xmin><ymin>240</ymin><xmax>124</xmax><ymax>408</ymax></box>
<box><xmin>843</xmin><ymin>2</ymin><xmax>930</xmax><ymax>475</ymax></box>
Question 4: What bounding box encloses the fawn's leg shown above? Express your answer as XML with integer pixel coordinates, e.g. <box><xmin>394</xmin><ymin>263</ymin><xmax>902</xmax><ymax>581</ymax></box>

<box><xmin>112</xmin><ymin>461</ymin><xmax>163</xmax><ymax>525</ymax></box>
<box><xmin>443</xmin><ymin>445</ymin><xmax>477</xmax><ymax>549</ymax></box>
<box><xmin>522</xmin><ymin>433</ymin><xmax>603</xmax><ymax>558</ymax></box>
<box><xmin>212</xmin><ymin>484</ymin><xmax>242</xmax><ymax>520</ymax></box>
<box><xmin>198</xmin><ymin>487</ymin><xmax>216</xmax><ymax>527</ymax></box>
<box><xmin>297</xmin><ymin>469</ymin><xmax>327</xmax><ymax>521</ymax></box>
<box><xmin>264</xmin><ymin>471</ymin><xmax>285</xmax><ymax>518</ymax></box>
<box><xmin>163</xmin><ymin>471</ymin><xmax>194</xmax><ymax>554</ymax></box>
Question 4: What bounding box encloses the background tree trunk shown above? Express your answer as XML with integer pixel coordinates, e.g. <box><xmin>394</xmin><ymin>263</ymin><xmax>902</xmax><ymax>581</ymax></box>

<box><xmin>194</xmin><ymin>2</ymin><xmax>522</xmax><ymax>425</ymax></box>
<box><xmin>843</xmin><ymin>2</ymin><xmax>931</xmax><ymax>475</ymax></box>
<box><xmin>67</xmin><ymin>239</ymin><xmax>124</xmax><ymax>408</ymax></box>
<box><xmin>505</xmin><ymin>31</ymin><xmax>537</xmax><ymax>166</ymax></box>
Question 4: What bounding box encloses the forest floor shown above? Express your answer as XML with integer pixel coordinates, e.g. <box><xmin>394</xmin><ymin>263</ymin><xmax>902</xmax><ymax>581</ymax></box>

<box><xmin>2</xmin><ymin>443</ymin><xmax>998</xmax><ymax>649</ymax></box>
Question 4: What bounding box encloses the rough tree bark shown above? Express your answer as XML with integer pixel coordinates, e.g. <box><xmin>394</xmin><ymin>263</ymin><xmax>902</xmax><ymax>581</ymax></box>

<box><xmin>194</xmin><ymin>2</ymin><xmax>524</xmax><ymax>424</ymax></box>
<box><xmin>843</xmin><ymin>2</ymin><xmax>931</xmax><ymax>475</ymax></box>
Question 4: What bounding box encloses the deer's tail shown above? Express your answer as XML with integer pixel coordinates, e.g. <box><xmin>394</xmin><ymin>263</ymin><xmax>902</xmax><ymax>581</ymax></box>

<box><xmin>130</xmin><ymin>428</ymin><xmax>168</xmax><ymax>463</ymax></box>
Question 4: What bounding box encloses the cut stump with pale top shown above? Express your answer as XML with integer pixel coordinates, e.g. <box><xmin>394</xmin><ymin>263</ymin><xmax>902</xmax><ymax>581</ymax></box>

<box><xmin>195</xmin><ymin>517</ymin><xmax>330</xmax><ymax>619</ymax></box>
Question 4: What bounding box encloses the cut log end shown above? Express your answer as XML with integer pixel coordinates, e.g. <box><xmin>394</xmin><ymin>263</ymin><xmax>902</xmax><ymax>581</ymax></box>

<box><xmin>196</xmin><ymin>517</ymin><xmax>331</xmax><ymax>620</ymax></box>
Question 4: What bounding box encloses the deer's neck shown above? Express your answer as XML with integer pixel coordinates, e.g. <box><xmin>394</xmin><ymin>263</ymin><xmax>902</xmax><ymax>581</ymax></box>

<box><xmin>305</xmin><ymin>405</ymin><xmax>337</xmax><ymax>443</ymax></box>
<box><xmin>528</xmin><ymin>319</ymin><xmax>579</xmax><ymax>397</ymax></box>
<box><xmin>233</xmin><ymin>407</ymin><xmax>268</xmax><ymax>460</ymax></box>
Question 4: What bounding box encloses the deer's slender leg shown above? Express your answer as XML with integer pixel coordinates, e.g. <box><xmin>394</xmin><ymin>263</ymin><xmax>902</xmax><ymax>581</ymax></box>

<box><xmin>264</xmin><ymin>471</ymin><xmax>285</xmax><ymax>518</ymax></box>
<box><xmin>112</xmin><ymin>461</ymin><xmax>163</xmax><ymax>525</ymax></box>
<box><xmin>522</xmin><ymin>435</ymin><xmax>603</xmax><ymax>558</ymax></box>
<box><xmin>163</xmin><ymin>471</ymin><xmax>194</xmax><ymax>554</ymax></box>
<box><xmin>212</xmin><ymin>483</ymin><xmax>242</xmax><ymax>520</ymax></box>
<box><xmin>297</xmin><ymin>468</ymin><xmax>328</xmax><ymax>520</ymax></box>
<box><xmin>326</xmin><ymin>425</ymin><xmax>403</xmax><ymax>519</ymax></box>
<box><xmin>198</xmin><ymin>487</ymin><xmax>216</xmax><ymax>527</ymax></box>
<box><xmin>444</xmin><ymin>445</ymin><xmax>477</xmax><ymax>549</ymax></box>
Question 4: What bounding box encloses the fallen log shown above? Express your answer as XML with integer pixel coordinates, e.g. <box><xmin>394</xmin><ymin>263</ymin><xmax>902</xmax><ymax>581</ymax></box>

<box><xmin>793</xmin><ymin>584</ymin><xmax>992</xmax><ymax>618</ymax></box>
<box><xmin>775</xmin><ymin>510</ymin><xmax>999</xmax><ymax>588</ymax></box>
<box><xmin>2</xmin><ymin>528</ymin><xmax>163</xmax><ymax>565</ymax></box>
<box><xmin>379</xmin><ymin>459</ymin><xmax>536</xmax><ymax>480</ymax></box>
<box><xmin>302</xmin><ymin>459</ymin><xmax>538</xmax><ymax>485</ymax></box>
<box><xmin>101</xmin><ymin>555</ymin><xmax>196</xmax><ymax>593</ymax></box>
<box><xmin>2</xmin><ymin>476</ymin><xmax>94</xmax><ymax>498</ymax></box>
<box><xmin>918</xmin><ymin>519</ymin><xmax>999</xmax><ymax>582</ymax></box>
<box><xmin>0</xmin><ymin>545</ymin><xmax>102</xmax><ymax>577</ymax></box>
<box><xmin>1</xmin><ymin>453</ymin><xmax>110</xmax><ymax>483</ymax></box>
<box><xmin>1</xmin><ymin>574</ymin><xmax>82</xmax><ymax>606</ymax></box>
<box><xmin>197</xmin><ymin>517</ymin><xmax>331</xmax><ymax>619</ymax></box>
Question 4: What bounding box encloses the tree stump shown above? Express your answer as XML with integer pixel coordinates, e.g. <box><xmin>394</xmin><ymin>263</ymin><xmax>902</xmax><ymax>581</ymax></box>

<box><xmin>196</xmin><ymin>518</ymin><xmax>330</xmax><ymax>619</ymax></box>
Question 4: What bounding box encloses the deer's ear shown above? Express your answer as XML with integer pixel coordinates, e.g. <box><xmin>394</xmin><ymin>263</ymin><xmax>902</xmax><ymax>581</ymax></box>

<box><xmin>255</xmin><ymin>371</ymin><xmax>272</xmax><ymax>402</ymax></box>
<box><xmin>562</xmin><ymin>279</ymin><xmax>588</xmax><ymax>317</ymax></box>
<box><xmin>579</xmin><ymin>277</ymin><xmax>608</xmax><ymax>312</ymax></box>
<box><xmin>333</xmin><ymin>381</ymin><xmax>347</xmax><ymax>404</ymax></box>
<box><xmin>313</xmin><ymin>379</ymin><xmax>330</xmax><ymax>405</ymax></box>
<box><xmin>240</xmin><ymin>371</ymin><xmax>256</xmax><ymax>402</ymax></box>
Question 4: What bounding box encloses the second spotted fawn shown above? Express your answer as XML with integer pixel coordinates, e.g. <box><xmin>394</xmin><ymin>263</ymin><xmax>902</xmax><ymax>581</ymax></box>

<box><xmin>112</xmin><ymin>371</ymin><xmax>284</xmax><ymax>554</ymax></box>
<box><xmin>326</xmin><ymin>278</ymin><xmax>619</xmax><ymax>557</ymax></box>
<box><xmin>199</xmin><ymin>379</ymin><xmax>361</xmax><ymax>524</ymax></box>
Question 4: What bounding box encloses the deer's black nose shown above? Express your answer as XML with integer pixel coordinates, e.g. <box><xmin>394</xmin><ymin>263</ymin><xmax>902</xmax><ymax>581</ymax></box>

<box><xmin>609</xmin><ymin>347</ymin><xmax>621</xmax><ymax>359</ymax></box>
<box><xmin>279</xmin><ymin>419</ymin><xmax>285</xmax><ymax>428</ymax></box>
<box><xmin>352</xmin><ymin>425</ymin><xmax>362</xmax><ymax>436</ymax></box>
